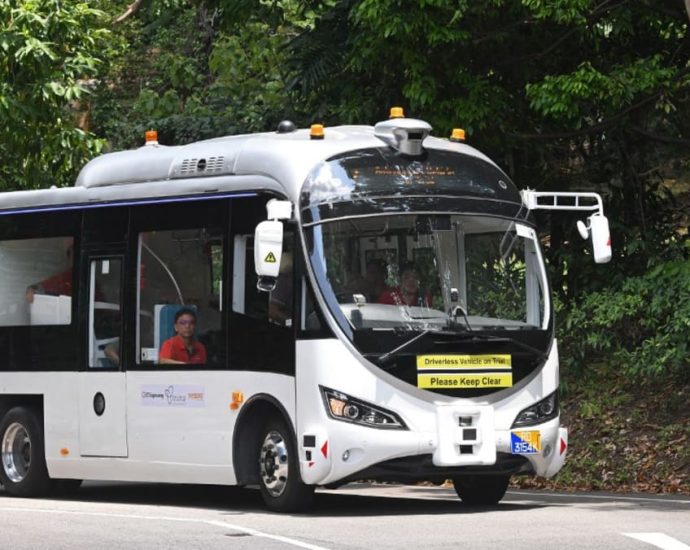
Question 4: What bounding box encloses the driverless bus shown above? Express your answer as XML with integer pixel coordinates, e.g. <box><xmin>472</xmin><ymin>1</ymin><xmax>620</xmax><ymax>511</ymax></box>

<box><xmin>0</xmin><ymin>110</ymin><xmax>611</xmax><ymax>511</ymax></box>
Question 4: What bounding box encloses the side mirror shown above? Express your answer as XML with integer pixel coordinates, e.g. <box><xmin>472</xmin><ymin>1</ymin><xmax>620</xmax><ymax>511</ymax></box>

<box><xmin>254</xmin><ymin>220</ymin><xmax>283</xmax><ymax>291</ymax></box>
<box><xmin>577</xmin><ymin>214</ymin><xmax>612</xmax><ymax>264</ymax></box>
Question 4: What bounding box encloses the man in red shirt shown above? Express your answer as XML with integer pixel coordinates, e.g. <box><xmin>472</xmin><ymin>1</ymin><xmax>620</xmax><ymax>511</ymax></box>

<box><xmin>378</xmin><ymin>262</ymin><xmax>432</xmax><ymax>308</ymax></box>
<box><xmin>159</xmin><ymin>308</ymin><xmax>207</xmax><ymax>365</ymax></box>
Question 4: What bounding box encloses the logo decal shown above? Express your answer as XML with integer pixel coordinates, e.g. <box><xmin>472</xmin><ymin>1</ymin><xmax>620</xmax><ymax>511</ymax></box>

<box><xmin>141</xmin><ymin>385</ymin><xmax>205</xmax><ymax>408</ymax></box>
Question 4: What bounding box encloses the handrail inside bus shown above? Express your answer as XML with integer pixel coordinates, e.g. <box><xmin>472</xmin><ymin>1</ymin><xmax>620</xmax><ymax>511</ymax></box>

<box><xmin>141</xmin><ymin>241</ymin><xmax>184</xmax><ymax>305</ymax></box>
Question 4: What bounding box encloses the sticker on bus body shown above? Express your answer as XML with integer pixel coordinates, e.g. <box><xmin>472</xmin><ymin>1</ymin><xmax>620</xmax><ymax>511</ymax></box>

<box><xmin>416</xmin><ymin>354</ymin><xmax>513</xmax><ymax>389</ymax></box>
<box><xmin>511</xmin><ymin>431</ymin><xmax>541</xmax><ymax>454</ymax></box>
<box><xmin>416</xmin><ymin>354</ymin><xmax>512</xmax><ymax>370</ymax></box>
<box><xmin>417</xmin><ymin>373</ymin><xmax>513</xmax><ymax>389</ymax></box>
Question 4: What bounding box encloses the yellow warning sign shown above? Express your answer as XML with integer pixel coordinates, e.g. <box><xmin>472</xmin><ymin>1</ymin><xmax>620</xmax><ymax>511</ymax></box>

<box><xmin>416</xmin><ymin>354</ymin><xmax>512</xmax><ymax>370</ymax></box>
<box><xmin>417</xmin><ymin>373</ymin><xmax>513</xmax><ymax>389</ymax></box>
<box><xmin>264</xmin><ymin>252</ymin><xmax>277</xmax><ymax>263</ymax></box>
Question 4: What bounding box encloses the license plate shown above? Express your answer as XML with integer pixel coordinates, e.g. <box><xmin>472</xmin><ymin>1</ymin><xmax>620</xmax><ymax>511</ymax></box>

<box><xmin>511</xmin><ymin>431</ymin><xmax>541</xmax><ymax>454</ymax></box>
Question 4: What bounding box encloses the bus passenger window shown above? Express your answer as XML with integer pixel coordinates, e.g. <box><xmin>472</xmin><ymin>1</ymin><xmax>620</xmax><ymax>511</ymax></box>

<box><xmin>230</xmin><ymin>229</ymin><xmax>295</xmax><ymax>373</ymax></box>
<box><xmin>0</xmin><ymin>236</ymin><xmax>74</xmax><ymax>327</ymax></box>
<box><xmin>88</xmin><ymin>258</ymin><xmax>122</xmax><ymax>368</ymax></box>
<box><xmin>136</xmin><ymin>228</ymin><xmax>224</xmax><ymax>366</ymax></box>
<box><xmin>268</xmin><ymin>251</ymin><xmax>293</xmax><ymax>326</ymax></box>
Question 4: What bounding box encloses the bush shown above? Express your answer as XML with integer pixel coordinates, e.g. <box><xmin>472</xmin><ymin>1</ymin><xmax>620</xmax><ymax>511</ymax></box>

<box><xmin>558</xmin><ymin>258</ymin><xmax>690</xmax><ymax>378</ymax></box>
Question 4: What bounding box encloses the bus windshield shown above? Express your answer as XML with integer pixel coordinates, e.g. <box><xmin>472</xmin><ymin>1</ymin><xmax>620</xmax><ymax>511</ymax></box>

<box><xmin>306</xmin><ymin>213</ymin><xmax>549</xmax><ymax>336</ymax></box>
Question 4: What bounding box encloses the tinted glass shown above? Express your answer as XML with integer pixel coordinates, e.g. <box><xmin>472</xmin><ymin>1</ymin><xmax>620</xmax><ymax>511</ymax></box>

<box><xmin>0</xmin><ymin>236</ymin><xmax>74</xmax><ymax>327</ymax></box>
<box><xmin>300</xmin><ymin>147</ymin><xmax>520</xmax><ymax>215</ymax></box>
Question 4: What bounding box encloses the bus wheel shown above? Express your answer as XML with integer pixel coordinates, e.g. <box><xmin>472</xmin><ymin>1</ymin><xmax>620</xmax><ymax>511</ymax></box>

<box><xmin>452</xmin><ymin>475</ymin><xmax>510</xmax><ymax>506</ymax></box>
<box><xmin>0</xmin><ymin>407</ymin><xmax>52</xmax><ymax>497</ymax></box>
<box><xmin>258</xmin><ymin>418</ymin><xmax>314</xmax><ymax>512</ymax></box>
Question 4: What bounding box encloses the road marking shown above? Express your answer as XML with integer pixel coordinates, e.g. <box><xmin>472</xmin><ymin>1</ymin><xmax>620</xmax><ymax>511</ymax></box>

<box><xmin>0</xmin><ymin>506</ymin><xmax>330</xmax><ymax>550</ymax></box>
<box><xmin>507</xmin><ymin>490</ymin><xmax>690</xmax><ymax>505</ymax></box>
<box><xmin>623</xmin><ymin>533</ymin><xmax>690</xmax><ymax>550</ymax></box>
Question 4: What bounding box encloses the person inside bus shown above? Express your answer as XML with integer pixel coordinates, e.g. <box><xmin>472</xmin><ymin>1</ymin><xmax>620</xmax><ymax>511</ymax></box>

<box><xmin>377</xmin><ymin>262</ymin><xmax>432</xmax><ymax>307</ymax></box>
<box><xmin>339</xmin><ymin>260</ymin><xmax>388</xmax><ymax>302</ymax></box>
<box><xmin>25</xmin><ymin>244</ymin><xmax>74</xmax><ymax>303</ymax></box>
<box><xmin>159</xmin><ymin>308</ymin><xmax>207</xmax><ymax>364</ymax></box>
<box><xmin>103</xmin><ymin>340</ymin><xmax>120</xmax><ymax>366</ymax></box>
<box><xmin>362</xmin><ymin>259</ymin><xmax>389</xmax><ymax>302</ymax></box>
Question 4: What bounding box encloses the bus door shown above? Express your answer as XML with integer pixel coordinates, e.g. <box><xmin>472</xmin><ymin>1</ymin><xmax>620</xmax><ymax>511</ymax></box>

<box><xmin>78</xmin><ymin>255</ymin><xmax>128</xmax><ymax>457</ymax></box>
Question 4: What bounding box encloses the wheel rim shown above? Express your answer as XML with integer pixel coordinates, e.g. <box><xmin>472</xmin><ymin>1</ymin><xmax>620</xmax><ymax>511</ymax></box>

<box><xmin>259</xmin><ymin>430</ymin><xmax>289</xmax><ymax>497</ymax></box>
<box><xmin>2</xmin><ymin>422</ymin><xmax>31</xmax><ymax>483</ymax></box>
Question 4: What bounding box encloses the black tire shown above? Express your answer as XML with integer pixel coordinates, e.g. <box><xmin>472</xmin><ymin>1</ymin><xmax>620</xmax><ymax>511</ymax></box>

<box><xmin>0</xmin><ymin>407</ymin><xmax>52</xmax><ymax>497</ymax></box>
<box><xmin>257</xmin><ymin>417</ymin><xmax>314</xmax><ymax>512</ymax></box>
<box><xmin>452</xmin><ymin>475</ymin><xmax>510</xmax><ymax>506</ymax></box>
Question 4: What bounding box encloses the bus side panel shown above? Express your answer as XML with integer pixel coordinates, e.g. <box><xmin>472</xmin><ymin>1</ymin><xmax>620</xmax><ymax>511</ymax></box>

<box><xmin>47</xmin><ymin>371</ymin><xmax>294</xmax><ymax>485</ymax></box>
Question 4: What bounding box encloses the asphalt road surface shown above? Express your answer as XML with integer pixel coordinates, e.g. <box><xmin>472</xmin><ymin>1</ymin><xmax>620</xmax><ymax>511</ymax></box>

<box><xmin>0</xmin><ymin>482</ymin><xmax>688</xmax><ymax>549</ymax></box>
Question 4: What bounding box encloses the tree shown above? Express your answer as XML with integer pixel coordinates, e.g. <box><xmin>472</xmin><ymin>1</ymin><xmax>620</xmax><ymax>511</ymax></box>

<box><xmin>279</xmin><ymin>0</ymin><xmax>690</xmax><ymax>298</ymax></box>
<box><xmin>90</xmin><ymin>0</ymin><xmax>315</xmax><ymax>149</ymax></box>
<box><xmin>0</xmin><ymin>0</ymin><xmax>114</xmax><ymax>190</ymax></box>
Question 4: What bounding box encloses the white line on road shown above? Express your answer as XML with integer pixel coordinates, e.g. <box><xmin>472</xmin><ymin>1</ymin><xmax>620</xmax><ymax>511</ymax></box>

<box><xmin>507</xmin><ymin>490</ymin><xmax>690</xmax><ymax>505</ymax></box>
<box><xmin>0</xmin><ymin>506</ymin><xmax>330</xmax><ymax>550</ymax></box>
<box><xmin>623</xmin><ymin>533</ymin><xmax>690</xmax><ymax>550</ymax></box>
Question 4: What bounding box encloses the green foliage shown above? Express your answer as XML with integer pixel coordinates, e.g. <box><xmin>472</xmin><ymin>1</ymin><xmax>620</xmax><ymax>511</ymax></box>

<box><xmin>559</xmin><ymin>257</ymin><xmax>690</xmax><ymax>378</ymax></box>
<box><xmin>91</xmin><ymin>1</ymin><xmax>310</xmax><ymax>149</ymax></box>
<box><xmin>526</xmin><ymin>57</ymin><xmax>678</xmax><ymax>123</ymax></box>
<box><xmin>91</xmin><ymin>3</ymin><xmax>221</xmax><ymax>148</ymax></box>
<box><xmin>282</xmin><ymin>0</ymin><xmax>689</xmax><ymax>303</ymax></box>
<box><xmin>0</xmin><ymin>0</ymin><xmax>114</xmax><ymax>189</ymax></box>
<box><xmin>208</xmin><ymin>21</ymin><xmax>293</xmax><ymax>132</ymax></box>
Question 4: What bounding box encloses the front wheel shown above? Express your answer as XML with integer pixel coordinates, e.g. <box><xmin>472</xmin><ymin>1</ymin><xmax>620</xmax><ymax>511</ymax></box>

<box><xmin>0</xmin><ymin>407</ymin><xmax>52</xmax><ymax>497</ymax></box>
<box><xmin>258</xmin><ymin>417</ymin><xmax>314</xmax><ymax>512</ymax></box>
<box><xmin>452</xmin><ymin>475</ymin><xmax>510</xmax><ymax>506</ymax></box>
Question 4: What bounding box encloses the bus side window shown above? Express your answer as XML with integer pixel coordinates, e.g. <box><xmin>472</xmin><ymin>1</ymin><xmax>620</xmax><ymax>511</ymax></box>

<box><xmin>88</xmin><ymin>258</ymin><xmax>122</xmax><ymax>368</ymax></box>
<box><xmin>232</xmin><ymin>234</ymin><xmax>293</xmax><ymax>326</ymax></box>
<box><xmin>0</xmin><ymin>236</ymin><xmax>74</xmax><ymax>327</ymax></box>
<box><xmin>230</xmin><ymin>231</ymin><xmax>295</xmax><ymax>373</ymax></box>
<box><xmin>136</xmin><ymin>228</ymin><xmax>224</xmax><ymax>366</ymax></box>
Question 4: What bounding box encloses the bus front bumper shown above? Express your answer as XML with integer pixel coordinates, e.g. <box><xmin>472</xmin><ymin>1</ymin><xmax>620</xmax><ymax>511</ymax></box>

<box><xmin>299</xmin><ymin>417</ymin><xmax>568</xmax><ymax>485</ymax></box>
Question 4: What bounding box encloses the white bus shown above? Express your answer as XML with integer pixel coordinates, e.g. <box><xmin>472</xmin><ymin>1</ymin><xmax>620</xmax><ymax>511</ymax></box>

<box><xmin>0</xmin><ymin>111</ymin><xmax>611</xmax><ymax>511</ymax></box>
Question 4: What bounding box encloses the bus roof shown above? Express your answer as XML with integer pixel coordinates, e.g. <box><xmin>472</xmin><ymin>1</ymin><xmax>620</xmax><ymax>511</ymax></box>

<box><xmin>0</xmin><ymin>119</ymin><xmax>499</xmax><ymax>214</ymax></box>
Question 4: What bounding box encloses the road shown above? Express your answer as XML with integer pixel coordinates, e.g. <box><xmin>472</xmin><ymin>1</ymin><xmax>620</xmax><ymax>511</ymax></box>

<box><xmin>0</xmin><ymin>482</ymin><xmax>688</xmax><ymax>549</ymax></box>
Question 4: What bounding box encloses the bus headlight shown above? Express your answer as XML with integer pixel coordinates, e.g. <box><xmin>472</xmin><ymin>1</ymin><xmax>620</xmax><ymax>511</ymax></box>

<box><xmin>320</xmin><ymin>386</ymin><xmax>407</xmax><ymax>430</ymax></box>
<box><xmin>512</xmin><ymin>390</ymin><xmax>559</xmax><ymax>427</ymax></box>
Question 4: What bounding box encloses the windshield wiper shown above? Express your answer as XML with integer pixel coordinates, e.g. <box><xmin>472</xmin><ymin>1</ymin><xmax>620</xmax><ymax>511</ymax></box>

<box><xmin>376</xmin><ymin>328</ymin><xmax>466</xmax><ymax>369</ymax></box>
<box><xmin>374</xmin><ymin>328</ymin><xmax>547</xmax><ymax>371</ymax></box>
<box><xmin>377</xmin><ymin>329</ymin><xmax>431</xmax><ymax>367</ymax></box>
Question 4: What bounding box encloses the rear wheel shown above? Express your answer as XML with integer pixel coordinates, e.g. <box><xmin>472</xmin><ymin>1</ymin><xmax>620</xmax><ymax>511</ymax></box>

<box><xmin>452</xmin><ymin>475</ymin><xmax>510</xmax><ymax>506</ymax></box>
<box><xmin>0</xmin><ymin>407</ymin><xmax>52</xmax><ymax>497</ymax></box>
<box><xmin>258</xmin><ymin>417</ymin><xmax>314</xmax><ymax>512</ymax></box>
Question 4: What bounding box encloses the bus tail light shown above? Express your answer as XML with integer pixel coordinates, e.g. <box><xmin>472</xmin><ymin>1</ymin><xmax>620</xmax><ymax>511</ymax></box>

<box><xmin>511</xmin><ymin>391</ymin><xmax>559</xmax><ymax>428</ymax></box>
<box><xmin>320</xmin><ymin>386</ymin><xmax>407</xmax><ymax>430</ymax></box>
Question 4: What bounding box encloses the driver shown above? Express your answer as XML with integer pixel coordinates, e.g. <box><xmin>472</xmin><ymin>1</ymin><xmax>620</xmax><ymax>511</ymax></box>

<box><xmin>377</xmin><ymin>262</ymin><xmax>432</xmax><ymax>307</ymax></box>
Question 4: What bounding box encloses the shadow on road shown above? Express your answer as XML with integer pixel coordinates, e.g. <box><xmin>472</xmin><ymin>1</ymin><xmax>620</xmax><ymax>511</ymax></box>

<box><xmin>504</xmin><ymin>489</ymin><xmax>690</xmax><ymax>514</ymax></box>
<box><xmin>1</xmin><ymin>482</ymin><xmax>548</xmax><ymax>517</ymax></box>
